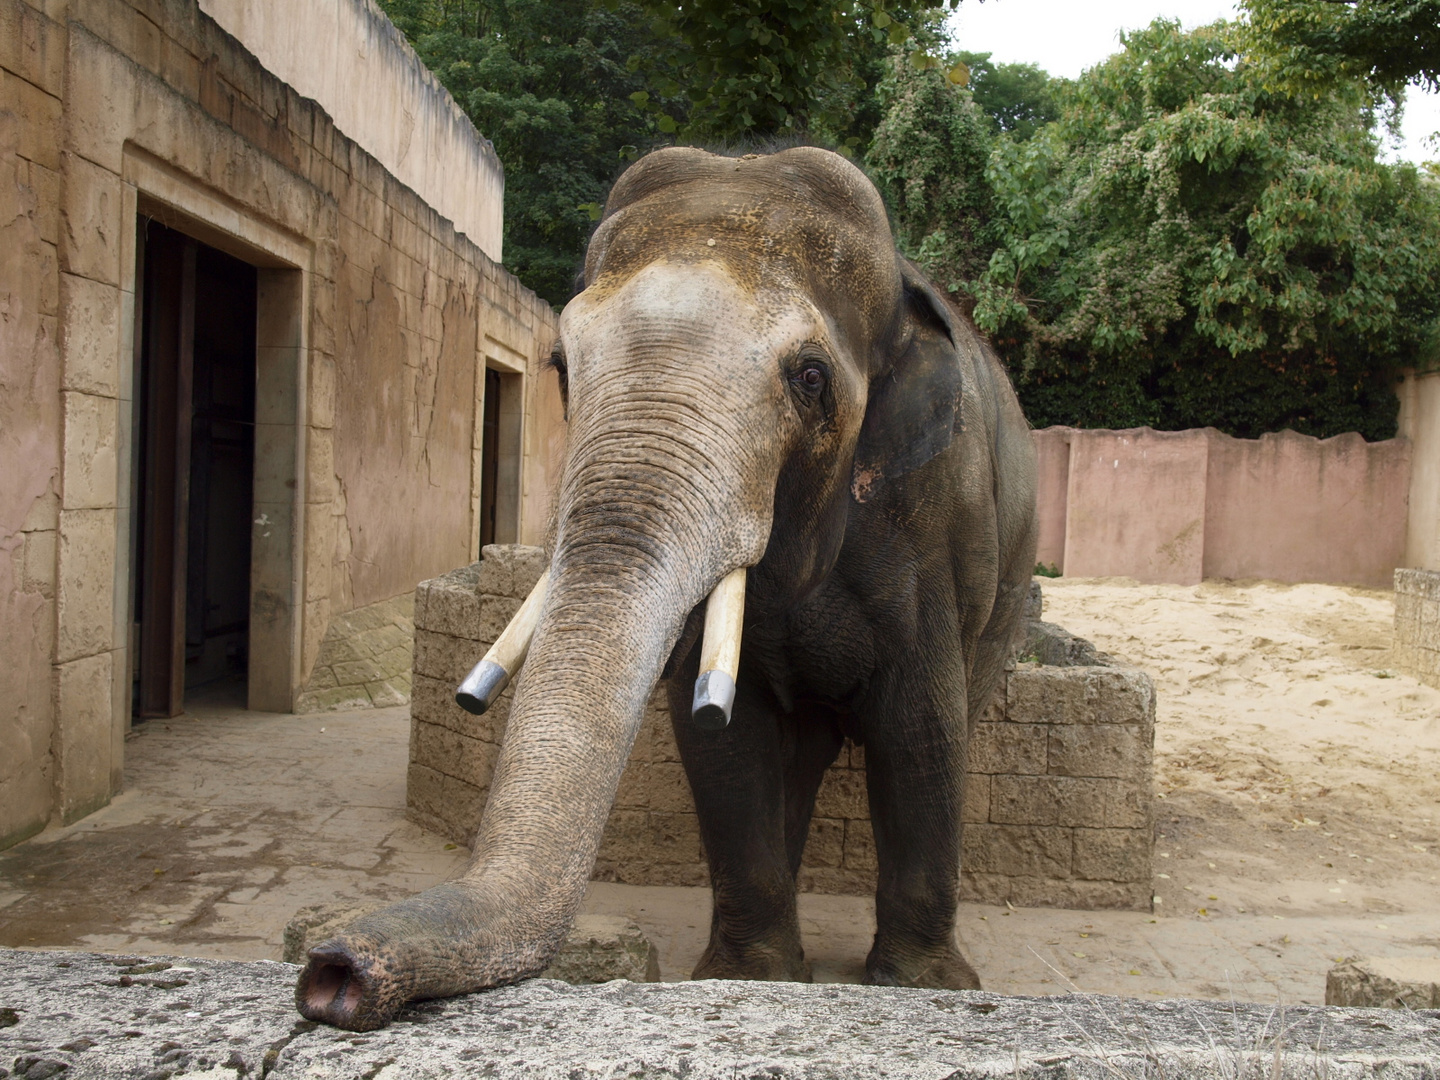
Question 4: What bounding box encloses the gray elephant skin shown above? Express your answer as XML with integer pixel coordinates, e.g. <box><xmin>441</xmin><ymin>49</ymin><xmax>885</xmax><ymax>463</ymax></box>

<box><xmin>296</xmin><ymin>146</ymin><xmax>1039</xmax><ymax>1030</ymax></box>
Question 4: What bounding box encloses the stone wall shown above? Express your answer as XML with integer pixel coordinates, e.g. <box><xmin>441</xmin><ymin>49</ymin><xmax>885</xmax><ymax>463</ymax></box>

<box><xmin>1394</xmin><ymin>568</ymin><xmax>1440</xmax><ymax>690</ymax></box>
<box><xmin>408</xmin><ymin>547</ymin><xmax>1155</xmax><ymax>911</ymax></box>
<box><xmin>1033</xmin><ymin>426</ymin><xmax>1412</xmax><ymax>588</ymax></box>
<box><xmin>0</xmin><ymin>0</ymin><xmax>561</xmax><ymax>848</ymax></box>
<box><xmin>293</xmin><ymin>592</ymin><xmax>415</xmax><ymax>712</ymax></box>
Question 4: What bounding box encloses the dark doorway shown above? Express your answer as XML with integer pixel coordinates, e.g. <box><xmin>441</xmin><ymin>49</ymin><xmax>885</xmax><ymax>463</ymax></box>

<box><xmin>133</xmin><ymin>221</ymin><xmax>257</xmax><ymax>718</ymax></box>
<box><xmin>479</xmin><ymin>367</ymin><xmax>501</xmax><ymax>551</ymax></box>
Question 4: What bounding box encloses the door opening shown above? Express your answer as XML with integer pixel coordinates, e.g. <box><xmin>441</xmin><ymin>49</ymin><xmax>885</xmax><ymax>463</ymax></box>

<box><xmin>477</xmin><ymin>365</ymin><xmax>522</xmax><ymax>554</ymax></box>
<box><xmin>133</xmin><ymin>221</ymin><xmax>257</xmax><ymax>717</ymax></box>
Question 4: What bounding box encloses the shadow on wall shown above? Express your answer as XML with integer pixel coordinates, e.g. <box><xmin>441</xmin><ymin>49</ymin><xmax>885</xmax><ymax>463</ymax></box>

<box><xmin>1033</xmin><ymin>427</ymin><xmax>1412</xmax><ymax>588</ymax></box>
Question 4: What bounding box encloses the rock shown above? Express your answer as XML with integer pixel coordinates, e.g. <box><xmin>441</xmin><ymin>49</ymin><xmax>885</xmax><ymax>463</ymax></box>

<box><xmin>1025</xmin><ymin>579</ymin><xmax>1044</xmax><ymax>620</ymax></box>
<box><xmin>1022</xmin><ymin>619</ymin><xmax>1103</xmax><ymax>667</ymax></box>
<box><xmin>1327</xmin><ymin>957</ymin><xmax>1440</xmax><ymax>1009</ymax></box>
<box><xmin>284</xmin><ymin>907</ymin><xmax>659</xmax><ymax>984</ymax></box>
<box><xmin>3</xmin><ymin>948</ymin><xmax>1439</xmax><ymax>1078</ymax></box>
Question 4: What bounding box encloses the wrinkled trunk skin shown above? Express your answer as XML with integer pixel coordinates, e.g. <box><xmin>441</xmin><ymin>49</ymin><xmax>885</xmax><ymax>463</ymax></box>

<box><xmin>296</xmin><ymin>269</ymin><xmax>779</xmax><ymax>1030</ymax></box>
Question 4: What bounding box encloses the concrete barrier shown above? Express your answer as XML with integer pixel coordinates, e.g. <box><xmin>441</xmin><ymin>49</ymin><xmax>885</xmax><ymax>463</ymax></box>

<box><xmin>1033</xmin><ymin>426</ymin><xmax>1412</xmax><ymax>587</ymax></box>
<box><xmin>2</xmin><ymin>949</ymin><xmax>1438</xmax><ymax>1077</ymax></box>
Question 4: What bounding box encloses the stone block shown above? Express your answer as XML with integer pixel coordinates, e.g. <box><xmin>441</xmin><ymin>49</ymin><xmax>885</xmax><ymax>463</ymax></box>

<box><xmin>61</xmin><ymin>391</ymin><xmax>119</xmax><ymax>509</ymax></box>
<box><xmin>55</xmin><ymin>650</ymin><xmax>114</xmax><ymax>823</ymax></box>
<box><xmin>425</xmin><ymin>585</ymin><xmax>482</xmax><ymax>640</ymax></box>
<box><xmin>613</xmin><ymin>761</ymin><xmax>650</xmax><ymax>810</ymax></box>
<box><xmin>59</xmin><ymin>153</ymin><xmax>123</xmax><ymax>285</ymax></box>
<box><xmin>648</xmin><ymin>811</ymin><xmax>704</xmax><ymax>866</ymax></box>
<box><xmin>967</xmin><ymin>722</ymin><xmax>1047</xmax><ymax>776</ymax></box>
<box><xmin>1048</xmin><ymin>725</ymin><xmax>1150</xmax><ymax>780</ymax></box>
<box><xmin>56</xmin><ymin>507</ymin><xmax>115</xmax><ymax>663</ymax></box>
<box><xmin>1072</xmin><ymin>828</ymin><xmax>1151</xmax><ymax>883</ymax></box>
<box><xmin>1105</xmin><ymin>779</ymin><xmax>1152</xmax><ymax>830</ymax></box>
<box><xmin>648</xmin><ymin>761</ymin><xmax>694</xmax><ymax>814</ymax></box>
<box><xmin>59</xmin><ymin>273</ymin><xmax>121</xmax><ymax>396</ymax></box>
<box><xmin>477</xmin><ymin>595</ymin><xmax>522</xmax><ymax>642</ymax></box>
<box><xmin>1327</xmin><ymin>957</ymin><xmax>1440</xmax><ymax>1009</ymax></box>
<box><xmin>961</xmin><ymin>773</ymin><xmax>989</xmax><ymax>824</ymax></box>
<box><xmin>294</xmin><ymin>685</ymin><xmax>370</xmax><ymax>713</ymax></box>
<box><xmin>798</xmin><ymin>865</ymin><xmax>869</xmax><ymax>894</ymax></box>
<box><xmin>332</xmin><ymin>658</ymin><xmax>385</xmax><ymax>686</ymax></box>
<box><xmin>405</xmin><ymin>760</ymin><xmax>447</xmax><ymax>830</ymax></box>
<box><xmin>1007</xmin><ymin>666</ymin><xmax>1152</xmax><ymax>726</ymax></box>
<box><xmin>413</xmin><ymin>627</ymin><xmax>475</xmax><ymax>683</ymax></box>
<box><xmin>842</xmin><ymin>818</ymin><xmax>876</xmax><ymax>872</ymax></box>
<box><xmin>989</xmin><ymin>775</ymin><xmax>1109</xmax><ymax>828</ymax></box>
<box><xmin>439</xmin><ymin>773</ymin><xmax>487</xmax><ymax>840</ymax></box>
<box><xmin>22</xmin><ymin>528</ymin><xmax>56</xmax><ymax>598</ymax></box>
<box><xmin>814</xmin><ymin>767</ymin><xmax>868</xmax><ymax>820</ymax></box>
<box><xmin>597</xmin><ymin>809</ymin><xmax>651</xmax><ymax>872</ymax></box>
<box><xmin>962</xmin><ymin>824</ymin><xmax>1071</xmax><ymax>879</ymax></box>
<box><xmin>365</xmin><ymin>678</ymin><xmax>409</xmax><ymax>708</ymax></box>
<box><xmin>804</xmin><ymin>817</ymin><xmax>844</xmax><ymax>868</ymax></box>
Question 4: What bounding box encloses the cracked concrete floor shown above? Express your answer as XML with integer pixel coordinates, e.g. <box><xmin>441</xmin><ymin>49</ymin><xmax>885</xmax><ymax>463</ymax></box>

<box><xmin>2</xmin><ymin>678</ymin><xmax>1437</xmax><ymax>1006</ymax></box>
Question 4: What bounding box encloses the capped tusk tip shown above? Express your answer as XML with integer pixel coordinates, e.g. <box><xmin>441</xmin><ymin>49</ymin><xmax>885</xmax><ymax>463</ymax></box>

<box><xmin>691</xmin><ymin>669</ymin><xmax>736</xmax><ymax>731</ymax></box>
<box><xmin>455</xmin><ymin>659</ymin><xmax>509</xmax><ymax>716</ymax></box>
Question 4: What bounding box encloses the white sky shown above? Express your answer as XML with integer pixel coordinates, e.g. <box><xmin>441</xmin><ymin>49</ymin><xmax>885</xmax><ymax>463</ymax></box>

<box><xmin>945</xmin><ymin>0</ymin><xmax>1440</xmax><ymax>165</ymax></box>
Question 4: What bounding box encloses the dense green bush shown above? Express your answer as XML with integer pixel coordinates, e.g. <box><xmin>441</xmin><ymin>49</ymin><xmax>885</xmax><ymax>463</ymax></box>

<box><xmin>871</xmin><ymin>20</ymin><xmax>1440</xmax><ymax>440</ymax></box>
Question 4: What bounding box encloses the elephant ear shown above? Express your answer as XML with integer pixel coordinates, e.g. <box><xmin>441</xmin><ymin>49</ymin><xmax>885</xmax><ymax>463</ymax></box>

<box><xmin>851</xmin><ymin>263</ymin><xmax>966</xmax><ymax>504</ymax></box>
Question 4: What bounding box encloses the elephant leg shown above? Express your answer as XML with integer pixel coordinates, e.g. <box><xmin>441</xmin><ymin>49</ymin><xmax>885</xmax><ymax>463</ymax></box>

<box><xmin>667</xmin><ymin>677</ymin><xmax>837</xmax><ymax>982</ymax></box>
<box><xmin>858</xmin><ymin>667</ymin><xmax>981</xmax><ymax>991</ymax></box>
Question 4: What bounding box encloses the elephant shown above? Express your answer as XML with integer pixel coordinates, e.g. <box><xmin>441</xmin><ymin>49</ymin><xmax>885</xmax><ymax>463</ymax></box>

<box><xmin>296</xmin><ymin>145</ymin><xmax>1038</xmax><ymax>1031</ymax></box>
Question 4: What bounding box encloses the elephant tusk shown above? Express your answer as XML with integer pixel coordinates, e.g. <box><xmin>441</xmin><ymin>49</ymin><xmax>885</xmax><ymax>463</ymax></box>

<box><xmin>691</xmin><ymin>567</ymin><xmax>746</xmax><ymax>731</ymax></box>
<box><xmin>455</xmin><ymin>570</ymin><xmax>550</xmax><ymax>715</ymax></box>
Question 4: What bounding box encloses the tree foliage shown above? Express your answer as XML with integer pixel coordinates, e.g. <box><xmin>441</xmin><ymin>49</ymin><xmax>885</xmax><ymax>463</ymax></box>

<box><xmin>376</xmin><ymin>0</ymin><xmax>684</xmax><ymax>306</ymax></box>
<box><xmin>1240</xmin><ymin>0</ymin><xmax>1440</xmax><ymax>98</ymax></box>
<box><xmin>874</xmin><ymin>19</ymin><xmax>1440</xmax><ymax>439</ymax></box>
<box><xmin>951</xmin><ymin>50</ymin><xmax>1064</xmax><ymax>141</ymax></box>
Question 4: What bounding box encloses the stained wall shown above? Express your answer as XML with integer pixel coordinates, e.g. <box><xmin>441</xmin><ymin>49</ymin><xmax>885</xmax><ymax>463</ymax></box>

<box><xmin>1034</xmin><ymin>426</ymin><xmax>1412</xmax><ymax>588</ymax></box>
<box><xmin>0</xmin><ymin>0</ymin><xmax>560</xmax><ymax>848</ymax></box>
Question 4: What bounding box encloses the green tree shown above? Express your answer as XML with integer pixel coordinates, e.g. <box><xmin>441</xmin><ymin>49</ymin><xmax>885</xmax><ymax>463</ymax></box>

<box><xmin>628</xmin><ymin>1</ymin><xmax>967</xmax><ymax>143</ymax></box>
<box><xmin>1240</xmin><ymin>0</ymin><xmax>1440</xmax><ymax>98</ymax></box>
<box><xmin>884</xmin><ymin>18</ymin><xmax>1440</xmax><ymax>439</ymax></box>
<box><xmin>376</xmin><ymin>0</ymin><xmax>685</xmax><ymax>306</ymax></box>
<box><xmin>951</xmin><ymin>50</ymin><xmax>1064</xmax><ymax>141</ymax></box>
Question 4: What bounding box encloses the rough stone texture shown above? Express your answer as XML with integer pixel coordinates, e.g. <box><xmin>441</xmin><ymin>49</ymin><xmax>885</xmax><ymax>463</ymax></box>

<box><xmin>1394</xmin><ymin>568</ymin><xmax>1440</xmax><ymax>690</ymax></box>
<box><xmin>294</xmin><ymin>593</ymin><xmax>416</xmax><ymax>712</ymax></box>
<box><xmin>1</xmin><ymin>0</ymin><xmax>563</xmax><ymax>847</ymax></box>
<box><xmin>283</xmin><ymin>904</ymin><xmax>659</xmax><ymax>982</ymax></box>
<box><xmin>411</xmin><ymin>555</ymin><xmax>1155</xmax><ymax>910</ymax></box>
<box><xmin>1328</xmin><ymin>957</ymin><xmax>1440</xmax><ymax>1009</ymax></box>
<box><xmin>3</xmin><ymin>949</ymin><xmax>1438</xmax><ymax>1078</ymax></box>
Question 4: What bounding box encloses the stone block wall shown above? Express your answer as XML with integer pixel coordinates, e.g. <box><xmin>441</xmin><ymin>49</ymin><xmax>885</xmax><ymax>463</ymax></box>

<box><xmin>408</xmin><ymin>547</ymin><xmax>1155</xmax><ymax>911</ymax></box>
<box><xmin>1394</xmin><ymin>569</ymin><xmax>1440</xmax><ymax>690</ymax></box>
<box><xmin>294</xmin><ymin>593</ymin><xmax>415</xmax><ymax>712</ymax></box>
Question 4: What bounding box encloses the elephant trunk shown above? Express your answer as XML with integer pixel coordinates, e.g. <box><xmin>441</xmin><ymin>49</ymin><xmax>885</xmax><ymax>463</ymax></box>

<box><xmin>296</xmin><ymin>409</ymin><xmax>770</xmax><ymax>1030</ymax></box>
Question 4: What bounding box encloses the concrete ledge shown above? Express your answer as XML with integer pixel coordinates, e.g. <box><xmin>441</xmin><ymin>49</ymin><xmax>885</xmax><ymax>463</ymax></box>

<box><xmin>3</xmin><ymin>950</ymin><xmax>1438</xmax><ymax>1078</ymax></box>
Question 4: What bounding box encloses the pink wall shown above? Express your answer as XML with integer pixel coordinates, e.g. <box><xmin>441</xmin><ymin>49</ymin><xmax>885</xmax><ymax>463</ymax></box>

<box><xmin>1034</xmin><ymin>427</ymin><xmax>1411</xmax><ymax>589</ymax></box>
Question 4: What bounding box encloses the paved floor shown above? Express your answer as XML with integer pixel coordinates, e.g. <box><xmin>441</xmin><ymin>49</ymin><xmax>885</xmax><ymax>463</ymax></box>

<box><xmin>2</xmin><ymin>688</ymin><xmax>1436</xmax><ymax>1005</ymax></box>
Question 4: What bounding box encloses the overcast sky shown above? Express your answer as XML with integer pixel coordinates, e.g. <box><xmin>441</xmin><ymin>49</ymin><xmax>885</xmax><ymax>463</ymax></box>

<box><xmin>945</xmin><ymin>0</ymin><xmax>1439</xmax><ymax>165</ymax></box>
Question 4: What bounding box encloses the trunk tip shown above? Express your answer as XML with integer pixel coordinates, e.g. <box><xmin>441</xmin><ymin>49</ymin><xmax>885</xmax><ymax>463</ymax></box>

<box><xmin>691</xmin><ymin>669</ymin><xmax>736</xmax><ymax>731</ymax></box>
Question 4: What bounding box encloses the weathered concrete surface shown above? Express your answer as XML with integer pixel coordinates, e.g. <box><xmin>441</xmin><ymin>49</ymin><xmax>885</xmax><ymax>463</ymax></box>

<box><xmin>1328</xmin><ymin>956</ymin><xmax>1440</xmax><ymax>1009</ymax></box>
<box><xmin>2</xmin><ymin>950</ymin><xmax>1437</xmax><ymax>1079</ymax></box>
<box><xmin>284</xmin><ymin>906</ymin><xmax>659</xmax><ymax>984</ymax></box>
<box><xmin>293</xmin><ymin>593</ymin><xmax>416</xmax><ymax>713</ymax></box>
<box><xmin>1398</xmin><ymin>368</ymin><xmax>1440</xmax><ymax>572</ymax></box>
<box><xmin>1032</xmin><ymin>426</ymin><xmax>1412</xmax><ymax>588</ymax></box>
<box><xmin>1394</xmin><ymin>568</ymin><xmax>1440</xmax><ymax>690</ymax></box>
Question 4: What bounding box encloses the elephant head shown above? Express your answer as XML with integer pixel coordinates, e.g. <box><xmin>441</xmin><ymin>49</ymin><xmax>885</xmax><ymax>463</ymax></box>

<box><xmin>296</xmin><ymin>147</ymin><xmax>982</xmax><ymax>1030</ymax></box>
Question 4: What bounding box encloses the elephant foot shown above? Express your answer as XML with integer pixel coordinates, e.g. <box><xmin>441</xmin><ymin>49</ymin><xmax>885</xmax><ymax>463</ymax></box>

<box><xmin>863</xmin><ymin>941</ymin><xmax>981</xmax><ymax>991</ymax></box>
<box><xmin>692</xmin><ymin>937</ymin><xmax>812</xmax><ymax>983</ymax></box>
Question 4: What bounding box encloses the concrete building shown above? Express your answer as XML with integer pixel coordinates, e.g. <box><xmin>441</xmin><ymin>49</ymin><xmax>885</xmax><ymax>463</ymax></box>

<box><xmin>0</xmin><ymin>0</ymin><xmax>564</xmax><ymax>850</ymax></box>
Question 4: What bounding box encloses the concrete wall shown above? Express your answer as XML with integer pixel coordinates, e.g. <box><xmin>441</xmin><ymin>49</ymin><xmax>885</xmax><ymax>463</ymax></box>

<box><xmin>1394</xmin><ymin>568</ymin><xmax>1440</xmax><ymax>690</ymax></box>
<box><xmin>1035</xmin><ymin>426</ymin><xmax>1412</xmax><ymax>588</ymax></box>
<box><xmin>408</xmin><ymin>549</ymin><xmax>1157</xmax><ymax>911</ymax></box>
<box><xmin>0</xmin><ymin>0</ymin><xmax>560</xmax><ymax>847</ymax></box>
<box><xmin>1398</xmin><ymin>369</ymin><xmax>1440</xmax><ymax>572</ymax></box>
<box><xmin>198</xmin><ymin>0</ymin><xmax>504</xmax><ymax>262</ymax></box>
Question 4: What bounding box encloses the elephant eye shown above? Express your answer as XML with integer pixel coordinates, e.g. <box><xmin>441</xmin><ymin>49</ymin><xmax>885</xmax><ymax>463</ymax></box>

<box><xmin>790</xmin><ymin>359</ymin><xmax>828</xmax><ymax>399</ymax></box>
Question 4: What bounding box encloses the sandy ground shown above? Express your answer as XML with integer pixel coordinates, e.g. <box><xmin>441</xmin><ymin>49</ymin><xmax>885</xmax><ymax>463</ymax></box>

<box><xmin>1042</xmin><ymin>578</ymin><xmax>1440</xmax><ymax>924</ymax></box>
<box><xmin>1</xmin><ymin>578</ymin><xmax>1437</xmax><ymax>1006</ymax></box>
